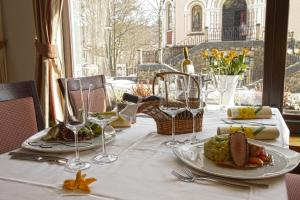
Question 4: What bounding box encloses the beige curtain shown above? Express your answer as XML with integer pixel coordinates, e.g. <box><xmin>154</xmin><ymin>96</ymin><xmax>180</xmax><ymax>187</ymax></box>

<box><xmin>0</xmin><ymin>2</ymin><xmax>7</xmax><ymax>83</ymax></box>
<box><xmin>33</xmin><ymin>0</ymin><xmax>64</xmax><ymax>127</ymax></box>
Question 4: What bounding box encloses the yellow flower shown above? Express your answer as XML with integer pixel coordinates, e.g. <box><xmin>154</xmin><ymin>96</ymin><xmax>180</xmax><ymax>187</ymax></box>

<box><xmin>63</xmin><ymin>170</ymin><xmax>97</xmax><ymax>193</ymax></box>
<box><xmin>224</xmin><ymin>57</ymin><xmax>231</xmax><ymax>65</ymax></box>
<box><xmin>229</xmin><ymin>126</ymin><xmax>255</xmax><ymax>139</ymax></box>
<box><xmin>211</xmin><ymin>48</ymin><xmax>219</xmax><ymax>58</ymax></box>
<box><xmin>220</xmin><ymin>51</ymin><xmax>224</xmax><ymax>58</ymax></box>
<box><xmin>228</xmin><ymin>50</ymin><xmax>237</xmax><ymax>59</ymax></box>
<box><xmin>238</xmin><ymin>107</ymin><xmax>256</xmax><ymax>119</ymax></box>
<box><xmin>242</xmin><ymin>48</ymin><xmax>250</xmax><ymax>56</ymax></box>
<box><xmin>201</xmin><ymin>50</ymin><xmax>209</xmax><ymax>59</ymax></box>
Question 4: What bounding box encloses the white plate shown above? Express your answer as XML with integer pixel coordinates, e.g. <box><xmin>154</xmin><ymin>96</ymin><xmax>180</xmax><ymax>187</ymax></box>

<box><xmin>22</xmin><ymin>126</ymin><xmax>116</xmax><ymax>153</ymax></box>
<box><xmin>173</xmin><ymin>139</ymin><xmax>300</xmax><ymax>180</ymax></box>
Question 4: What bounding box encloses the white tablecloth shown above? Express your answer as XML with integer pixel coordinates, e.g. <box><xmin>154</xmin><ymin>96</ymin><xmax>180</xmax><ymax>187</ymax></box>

<box><xmin>0</xmin><ymin>108</ymin><xmax>290</xmax><ymax>200</ymax></box>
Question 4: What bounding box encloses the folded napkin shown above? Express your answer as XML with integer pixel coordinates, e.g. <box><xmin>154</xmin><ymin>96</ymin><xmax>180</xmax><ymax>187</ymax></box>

<box><xmin>63</xmin><ymin>170</ymin><xmax>96</xmax><ymax>193</ymax></box>
<box><xmin>227</xmin><ymin>106</ymin><xmax>272</xmax><ymax>119</ymax></box>
<box><xmin>119</xmin><ymin>103</ymin><xmax>138</xmax><ymax>124</ymax></box>
<box><xmin>110</xmin><ymin>114</ymin><xmax>131</xmax><ymax>128</ymax></box>
<box><xmin>217</xmin><ymin>125</ymin><xmax>279</xmax><ymax>140</ymax></box>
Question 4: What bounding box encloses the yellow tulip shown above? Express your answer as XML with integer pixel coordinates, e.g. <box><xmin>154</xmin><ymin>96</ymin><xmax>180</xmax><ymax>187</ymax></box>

<box><xmin>201</xmin><ymin>50</ymin><xmax>209</xmax><ymax>59</ymax></box>
<box><xmin>228</xmin><ymin>50</ymin><xmax>237</xmax><ymax>59</ymax></box>
<box><xmin>211</xmin><ymin>48</ymin><xmax>219</xmax><ymax>58</ymax></box>
<box><xmin>220</xmin><ymin>51</ymin><xmax>224</xmax><ymax>58</ymax></box>
<box><xmin>242</xmin><ymin>48</ymin><xmax>250</xmax><ymax>55</ymax></box>
<box><xmin>224</xmin><ymin>57</ymin><xmax>231</xmax><ymax>65</ymax></box>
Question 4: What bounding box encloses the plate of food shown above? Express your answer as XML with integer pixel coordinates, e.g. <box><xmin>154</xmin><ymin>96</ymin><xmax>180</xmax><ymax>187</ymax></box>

<box><xmin>173</xmin><ymin>132</ymin><xmax>300</xmax><ymax>179</ymax></box>
<box><xmin>22</xmin><ymin>122</ymin><xmax>116</xmax><ymax>153</ymax></box>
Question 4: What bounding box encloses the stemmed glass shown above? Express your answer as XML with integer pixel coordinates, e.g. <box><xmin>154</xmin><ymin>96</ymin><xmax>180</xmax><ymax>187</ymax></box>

<box><xmin>64</xmin><ymin>79</ymin><xmax>91</xmax><ymax>172</ymax></box>
<box><xmin>88</xmin><ymin>83</ymin><xmax>118</xmax><ymax>164</ymax></box>
<box><xmin>213</xmin><ymin>74</ymin><xmax>228</xmax><ymax>110</ymax></box>
<box><xmin>201</xmin><ymin>69</ymin><xmax>215</xmax><ymax>110</ymax></box>
<box><xmin>186</xmin><ymin>75</ymin><xmax>204</xmax><ymax>144</ymax></box>
<box><xmin>159</xmin><ymin>75</ymin><xmax>187</xmax><ymax>147</ymax></box>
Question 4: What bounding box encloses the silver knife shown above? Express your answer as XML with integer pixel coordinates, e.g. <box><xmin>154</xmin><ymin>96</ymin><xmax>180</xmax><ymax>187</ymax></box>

<box><xmin>9</xmin><ymin>152</ymin><xmax>68</xmax><ymax>165</ymax></box>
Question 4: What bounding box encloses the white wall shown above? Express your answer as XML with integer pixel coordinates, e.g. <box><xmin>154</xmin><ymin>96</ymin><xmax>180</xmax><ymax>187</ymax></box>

<box><xmin>2</xmin><ymin>0</ymin><xmax>36</xmax><ymax>82</ymax></box>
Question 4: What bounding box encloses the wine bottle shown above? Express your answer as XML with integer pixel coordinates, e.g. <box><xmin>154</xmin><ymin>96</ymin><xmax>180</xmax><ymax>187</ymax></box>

<box><xmin>122</xmin><ymin>93</ymin><xmax>161</xmax><ymax>103</ymax></box>
<box><xmin>181</xmin><ymin>47</ymin><xmax>195</xmax><ymax>74</ymax></box>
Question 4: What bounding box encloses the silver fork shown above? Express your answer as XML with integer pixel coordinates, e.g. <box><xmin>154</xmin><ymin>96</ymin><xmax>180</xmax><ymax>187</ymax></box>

<box><xmin>182</xmin><ymin>167</ymin><xmax>269</xmax><ymax>188</ymax></box>
<box><xmin>171</xmin><ymin>170</ymin><xmax>250</xmax><ymax>189</ymax></box>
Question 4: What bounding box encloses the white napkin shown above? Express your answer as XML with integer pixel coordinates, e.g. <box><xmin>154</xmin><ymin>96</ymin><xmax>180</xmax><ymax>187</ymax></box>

<box><xmin>227</xmin><ymin>106</ymin><xmax>272</xmax><ymax>119</ymax></box>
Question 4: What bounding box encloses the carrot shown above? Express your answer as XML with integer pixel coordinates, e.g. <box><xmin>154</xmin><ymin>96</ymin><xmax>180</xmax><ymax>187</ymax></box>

<box><xmin>249</xmin><ymin>157</ymin><xmax>264</xmax><ymax>166</ymax></box>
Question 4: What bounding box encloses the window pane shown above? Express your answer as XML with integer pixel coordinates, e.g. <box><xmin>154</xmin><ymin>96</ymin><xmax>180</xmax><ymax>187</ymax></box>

<box><xmin>68</xmin><ymin>0</ymin><xmax>266</xmax><ymax>105</ymax></box>
<box><xmin>69</xmin><ymin>0</ymin><xmax>110</xmax><ymax>77</ymax></box>
<box><xmin>284</xmin><ymin>0</ymin><xmax>300</xmax><ymax>115</ymax></box>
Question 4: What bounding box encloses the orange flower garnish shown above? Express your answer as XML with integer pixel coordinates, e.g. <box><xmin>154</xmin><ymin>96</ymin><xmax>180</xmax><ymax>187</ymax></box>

<box><xmin>63</xmin><ymin>170</ymin><xmax>96</xmax><ymax>192</ymax></box>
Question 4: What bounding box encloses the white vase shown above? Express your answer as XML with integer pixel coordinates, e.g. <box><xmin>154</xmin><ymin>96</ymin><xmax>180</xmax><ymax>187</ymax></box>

<box><xmin>215</xmin><ymin>75</ymin><xmax>240</xmax><ymax>107</ymax></box>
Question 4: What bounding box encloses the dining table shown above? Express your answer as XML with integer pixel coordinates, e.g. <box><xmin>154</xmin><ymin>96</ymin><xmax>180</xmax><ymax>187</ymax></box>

<box><xmin>0</xmin><ymin>108</ymin><xmax>292</xmax><ymax>200</ymax></box>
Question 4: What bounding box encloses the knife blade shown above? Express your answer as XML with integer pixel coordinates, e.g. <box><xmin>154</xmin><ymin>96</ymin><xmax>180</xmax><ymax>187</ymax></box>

<box><xmin>9</xmin><ymin>152</ymin><xmax>68</xmax><ymax>165</ymax></box>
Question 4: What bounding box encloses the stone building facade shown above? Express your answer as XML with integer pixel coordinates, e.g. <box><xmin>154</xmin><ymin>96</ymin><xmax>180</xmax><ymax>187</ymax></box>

<box><xmin>161</xmin><ymin>0</ymin><xmax>266</xmax><ymax>47</ymax></box>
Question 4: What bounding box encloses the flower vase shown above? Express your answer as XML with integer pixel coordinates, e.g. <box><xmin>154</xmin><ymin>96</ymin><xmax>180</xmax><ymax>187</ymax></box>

<box><xmin>217</xmin><ymin>75</ymin><xmax>240</xmax><ymax>107</ymax></box>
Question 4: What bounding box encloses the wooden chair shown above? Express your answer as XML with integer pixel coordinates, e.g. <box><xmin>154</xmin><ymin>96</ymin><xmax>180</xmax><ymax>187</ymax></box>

<box><xmin>285</xmin><ymin>173</ymin><xmax>300</xmax><ymax>200</ymax></box>
<box><xmin>58</xmin><ymin>75</ymin><xmax>107</xmax><ymax>113</ymax></box>
<box><xmin>0</xmin><ymin>81</ymin><xmax>44</xmax><ymax>154</ymax></box>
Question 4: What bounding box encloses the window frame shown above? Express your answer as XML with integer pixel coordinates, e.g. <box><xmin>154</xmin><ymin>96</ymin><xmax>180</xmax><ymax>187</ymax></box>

<box><xmin>263</xmin><ymin>0</ymin><xmax>300</xmax><ymax>132</ymax></box>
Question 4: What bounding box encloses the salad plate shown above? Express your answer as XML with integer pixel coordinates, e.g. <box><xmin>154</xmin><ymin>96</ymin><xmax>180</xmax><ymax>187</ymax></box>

<box><xmin>22</xmin><ymin>126</ymin><xmax>116</xmax><ymax>153</ymax></box>
<box><xmin>173</xmin><ymin>138</ymin><xmax>300</xmax><ymax>179</ymax></box>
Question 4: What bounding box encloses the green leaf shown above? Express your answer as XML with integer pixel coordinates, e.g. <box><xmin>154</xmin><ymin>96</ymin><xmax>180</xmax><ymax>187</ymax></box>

<box><xmin>255</xmin><ymin>106</ymin><xmax>263</xmax><ymax>114</ymax></box>
<box><xmin>253</xmin><ymin>126</ymin><xmax>266</xmax><ymax>135</ymax></box>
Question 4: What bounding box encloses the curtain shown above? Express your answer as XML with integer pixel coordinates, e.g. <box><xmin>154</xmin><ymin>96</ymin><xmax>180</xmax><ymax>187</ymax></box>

<box><xmin>0</xmin><ymin>2</ymin><xmax>7</xmax><ymax>83</ymax></box>
<box><xmin>33</xmin><ymin>0</ymin><xmax>64</xmax><ymax>127</ymax></box>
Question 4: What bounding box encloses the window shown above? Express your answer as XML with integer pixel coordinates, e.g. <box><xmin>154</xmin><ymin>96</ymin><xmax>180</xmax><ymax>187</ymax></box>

<box><xmin>284</xmin><ymin>0</ymin><xmax>300</xmax><ymax>116</ymax></box>
<box><xmin>69</xmin><ymin>0</ymin><xmax>110</xmax><ymax>78</ymax></box>
<box><xmin>167</xmin><ymin>2</ymin><xmax>172</xmax><ymax>31</ymax></box>
<box><xmin>65</xmin><ymin>0</ymin><xmax>300</xmax><ymax>118</ymax></box>
<box><xmin>191</xmin><ymin>5</ymin><xmax>202</xmax><ymax>32</ymax></box>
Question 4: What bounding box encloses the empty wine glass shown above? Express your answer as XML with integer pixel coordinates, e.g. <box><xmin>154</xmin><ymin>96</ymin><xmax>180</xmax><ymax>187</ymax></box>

<box><xmin>201</xmin><ymin>69</ymin><xmax>215</xmax><ymax>110</ymax></box>
<box><xmin>213</xmin><ymin>74</ymin><xmax>228</xmax><ymax>110</ymax></box>
<box><xmin>186</xmin><ymin>75</ymin><xmax>204</xmax><ymax>144</ymax></box>
<box><xmin>88</xmin><ymin>83</ymin><xmax>118</xmax><ymax>164</ymax></box>
<box><xmin>64</xmin><ymin>79</ymin><xmax>91</xmax><ymax>172</ymax></box>
<box><xmin>159</xmin><ymin>74</ymin><xmax>187</xmax><ymax>147</ymax></box>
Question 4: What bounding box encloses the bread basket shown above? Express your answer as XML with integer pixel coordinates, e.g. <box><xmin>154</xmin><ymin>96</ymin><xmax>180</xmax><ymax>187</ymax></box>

<box><xmin>137</xmin><ymin>72</ymin><xmax>203</xmax><ymax>135</ymax></box>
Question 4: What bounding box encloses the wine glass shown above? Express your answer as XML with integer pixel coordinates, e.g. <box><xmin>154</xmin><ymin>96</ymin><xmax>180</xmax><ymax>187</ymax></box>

<box><xmin>64</xmin><ymin>79</ymin><xmax>91</xmax><ymax>172</ymax></box>
<box><xmin>88</xmin><ymin>83</ymin><xmax>118</xmax><ymax>164</ymax></box>
<box><xmin>201</xmin><ymin>68</ymin><xmax>215</xmax><ymax>110</ymax></box>
<box><xmin>213</xmin><ymin>74</ymin><xmax>228</xmax><ymax>110</ymax></box>
<box><xmin>186</xmin><ymin>75</ymin><xmax>204</xmax><ymax>144</ymax></box>
<box><xmin>159</xmin><ymin>74</ymin><xmax>187</xmax><ymax>147</ymax></box>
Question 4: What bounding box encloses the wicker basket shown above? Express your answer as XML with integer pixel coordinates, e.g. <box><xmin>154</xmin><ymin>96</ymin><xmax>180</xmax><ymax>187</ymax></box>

<box><xmin>137</xmin><ymin>72</ymin><xmax>204</xmax><ymax>135</ymax></box>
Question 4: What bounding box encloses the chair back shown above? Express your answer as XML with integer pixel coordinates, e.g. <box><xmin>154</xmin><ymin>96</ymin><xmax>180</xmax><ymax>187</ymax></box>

<box><xmin>0</xmin><ymin>81</ymin><xmax>44</xmax><ymax>154</ymax></box>
<box><xmin>286</xmin><ymin>173</ymin><xmax>300</xmax><ymax>200</ymax></box>
<box><xmin>58</xmin><ymin>75</ymin><xmax>107</xmax><ymax>113</ymax></box>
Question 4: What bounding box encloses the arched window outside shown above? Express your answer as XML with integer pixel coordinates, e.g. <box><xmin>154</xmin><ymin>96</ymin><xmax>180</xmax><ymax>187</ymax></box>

<box><xmin>167</xmin><ymin>3</ymin><xmax>172</xmax><ymax>30</ymax></box>
<box><xmin>192</xmin><ymin>5</ymin><xmax>202</xmax><ymax>32</ymax></box>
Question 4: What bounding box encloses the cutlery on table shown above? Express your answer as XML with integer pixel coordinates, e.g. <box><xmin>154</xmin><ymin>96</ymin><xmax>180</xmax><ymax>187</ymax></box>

<box><xmin>181</xmin><ymin>167</ymin><xmax>269</xmax><ymax>188</ymax></box>
<box><xmin>222</xmin><ymin>119</ymin><xmax>276</xmax><ymax>126</ymax></box>
<box><xmin>9</xmin><ymin>152</ymin><xmax>68</xmax><ymax>165</ymax></box>
<box><xmin>171</xmin><ymin>170</ymin><xmax>268</xmax><ymax>189</ymax></box>
<box><xmin>171</xmin><ymin>170</ymin><xmax>250</xmax><ymax>189</ymax></box>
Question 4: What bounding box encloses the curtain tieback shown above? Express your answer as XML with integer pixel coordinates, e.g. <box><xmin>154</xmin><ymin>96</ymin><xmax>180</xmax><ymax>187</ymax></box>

<box><xmin>35</xmin><ymin>40</ymin><xmax>58</xmax><ymax>59</ymax></box>
<box><xmin>0</xmin><ymin>40</ymin><xmax>7</xmax><ymax>50</ymax></box>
